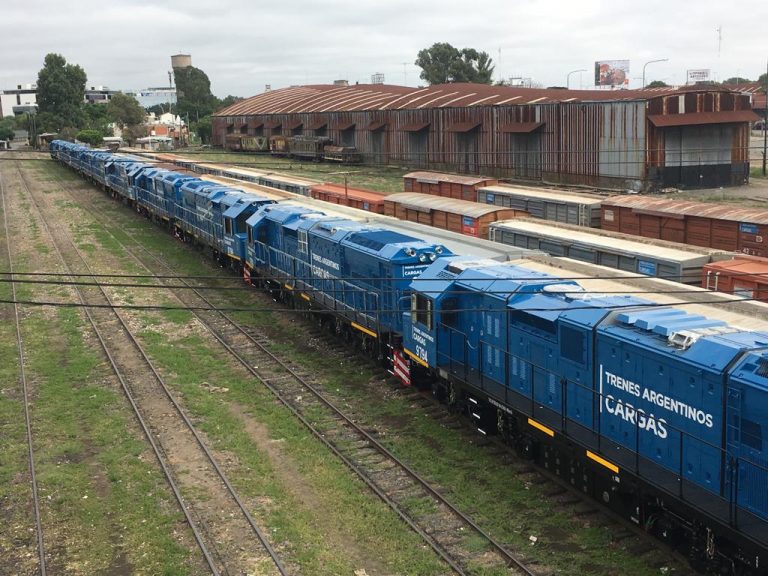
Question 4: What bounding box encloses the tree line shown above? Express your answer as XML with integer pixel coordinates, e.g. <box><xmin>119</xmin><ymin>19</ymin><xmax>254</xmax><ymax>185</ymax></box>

<box><xmin>17</xmin><ymin>52</ymin><xmax>243</xmax><ymax>147</ymax></box>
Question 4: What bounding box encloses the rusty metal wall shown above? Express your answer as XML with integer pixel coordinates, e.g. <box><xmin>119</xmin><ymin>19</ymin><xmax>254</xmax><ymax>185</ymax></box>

<box><xmin>211</xmin><ymin>89</ymin><xmax>753</xmax><ymax>188</ymax></box>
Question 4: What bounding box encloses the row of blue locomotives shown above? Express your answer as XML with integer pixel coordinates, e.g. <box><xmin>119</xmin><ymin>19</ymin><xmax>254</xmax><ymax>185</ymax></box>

<box><xmin>403</xmin><ymin>257</ymin><xmax>767</xmax><ymax>534</ymax></box>
<box><xmin>51</xmin><ymin>139</ymin><xmax>767</xmax><ymax>573</ymax></box>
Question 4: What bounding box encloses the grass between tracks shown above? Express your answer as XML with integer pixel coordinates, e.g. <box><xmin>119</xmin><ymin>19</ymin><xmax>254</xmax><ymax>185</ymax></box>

<box><xmin>3</xmin><ymin>162</ymin><xmax>200</xmax><ymax>574</ymax></box>
<box><xmin>176</xmin><ymin>148</ymin><xmax>410</xmax><ymax>193</ymax></box>
<box><xmin>38</xmin><ymin>158</ymin><xmax>683</xmax><ymax>575</ymax></box>
<box><xmin>39</xmin><ymin>160</ymin><xmax>447</xmax><ymax>575</ymax></box>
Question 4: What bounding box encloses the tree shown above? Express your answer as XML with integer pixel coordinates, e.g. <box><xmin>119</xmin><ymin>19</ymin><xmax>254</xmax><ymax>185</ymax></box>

<box><xmin>415</xmin><ymin>43</ymin><xmax>495</xmax><ymax>85</ymax></box>
<box><xmin>645</xmin><ymin>80</ymin><xmax>670</xmax><ymax>88</ymax></box>
<box><xmin>36</xmin><ymin>53</ymin><xmax>87</xmax><ymax>131</ymax></box>
<box><xmin>723</xmin><ymin>76</ymin><xmax>751</xmax><ymax>84</ymax></box>
<box><xmin>76</xmin><ymin>129</ymin><xmax>103</xmax><ymax>147</ymax></box>
<box><xmin>219</xmin><ymin>95</ymin><xmax>244</xmax><ymax>108</ymax></box>
<box><xmin>107</xmin><ymin>93</ymin><xmax>145</xmax><ymax>128</ymax></box>
<box><xmin>192</xmin><ymin>115</ymin><xmax>213</xmax><ymax>144</ymax></box>
<box><xmin>83</xmin><ymin>103</ymin><xmax>113</xmax><ymax>136</ymax></box>
<box><xmin>146</xmin><ymin>103</ymin><xmax>176</xmax><ymax>116</ymax></box>
<box><xmin>759</xmin><ymin>72</ymin><xmax>768</xmax><ymax>86</ymax></box>
<box><xmin>0</xmin><ymin>118</ymin><xmax>15</xmax><ymax>141</ymax></box>
<box><xmin>121</xmin><ymin>124</ymin><xmax>149</xmax><ymax>146</ymax></box>
<box><xmin>174</xmin><ymin>66</ymin><xmax>218</xmax><ymax>121</ymax></box>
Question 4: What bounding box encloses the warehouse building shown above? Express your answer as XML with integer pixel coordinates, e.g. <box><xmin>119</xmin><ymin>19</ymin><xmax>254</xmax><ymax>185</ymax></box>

<box><xmin>213</xmin><ymin>83</ymin><xmax>759</xmax><ymax>190</ymax></box>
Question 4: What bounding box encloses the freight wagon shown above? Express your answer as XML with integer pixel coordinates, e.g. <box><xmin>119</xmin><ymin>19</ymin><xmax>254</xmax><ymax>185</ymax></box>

<box><xmin>309</xmin><ymin>183</ymin><xmax>386</xmax><ymax>214</ymax></box>
<box><xmin>225</xmin><ymin>134</ymin><xmax>269</xmax><ymax>152</ymax></box>
<box><xmin>403</xmin><ymin>171</ymin><xmax>499</xmax><ymax>201</ymax></box>
<box><xmin>478</xmin><ymin>184</ymin><xmax>604</xmax><ymax>227</ymax></box>
<box><xmin>601</xmin><ymin>196</ymin><xmax>768</xmax><ymax>256</ymax></box>
<box><xmin>490</xmin><ymin>218</ymin><xmax>732</xmax><ymax>283</ymax></box>
<box><xmin>703</xmin><ymin>255</ymin><xmax>768</xmax><ymax>300</ymax></box>
<box><xmin>384</xmin><ymin>193</ymin><xmax>526</xmax><ymax>239</ymax></box>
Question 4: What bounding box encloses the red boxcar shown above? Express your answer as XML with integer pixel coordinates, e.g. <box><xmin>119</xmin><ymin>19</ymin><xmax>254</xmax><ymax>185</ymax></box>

<box><xmin>309</xmin><ymin>183</ymin><xmax>386</xmax><ymax>214</ymax></box>
<box><xmin>403</xmin><ymin>171</ymin><xmax>499</xmax><ymax>201</ymax></box>
<box><xmin>703</xmin><ymin>255</ymin><xmax>768</xmax><ymax>301</ymax></box>
<box><xmin>602</xmin><ymin>196</ymin><xmax>768</xmax><ymax>256</ymax></box>
<box><xmin>384</xmin><ymin>192</ymin><xmax>526</xmax><ymax>239</ymax></box>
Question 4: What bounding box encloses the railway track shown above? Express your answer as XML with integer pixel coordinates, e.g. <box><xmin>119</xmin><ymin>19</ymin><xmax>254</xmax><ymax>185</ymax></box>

<box><xmin>51</xmin><ymin>166</ymin><xmax>539</xmax><ymax>575</ymax></box>
<box><xmin>14</xmin><ymin>158</ymin><xmax>287</xmax><ymax>576</ymax></box>
<box><xmin>0</xmin><ymin>166</ymin><xmax>47</xmax><ymax>575</ymax></box>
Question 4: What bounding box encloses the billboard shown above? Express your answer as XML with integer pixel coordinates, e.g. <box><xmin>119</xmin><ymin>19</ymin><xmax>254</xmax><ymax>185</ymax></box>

<box><xmin>687</xmin><ymin>69</ymin><xmax>711</xmax><ymax>83</ymax></box>
<box><xmin>595</xmin><ymin>60</ymin><xmax>630</xmax><ymax>87</ymax></box>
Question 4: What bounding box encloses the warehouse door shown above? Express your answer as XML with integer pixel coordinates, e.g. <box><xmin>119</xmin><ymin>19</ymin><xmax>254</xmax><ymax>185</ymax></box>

<box><xmin>456</xmin><ymin>129</ymin><xmax>480</xmax><ymax>174</ymax></box>
<box><xmin>371</xmin><ymin>130</ymin><xmax>385</xmax><ymax>165</ymax></box>
<box><xmin>509</xmin><ymin>133</ymin><xmax>542</xmax><ymax>180</ymax></box>
<box><xmin>663</xmin><ymin>125</ymin><xmax>733</xmax><ymax>188</ymax></box>
<box><xmin>408</xmin><ymin>129</ymin><xmax>428</xmax><ymax>168</ymax></box>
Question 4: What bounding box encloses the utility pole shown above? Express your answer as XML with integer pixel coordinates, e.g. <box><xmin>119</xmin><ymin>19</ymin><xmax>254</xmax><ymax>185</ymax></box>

<box><xmin>763</xmin><ymin>58</ymin><xmax>767</xmax><ymax>176</ymax></box>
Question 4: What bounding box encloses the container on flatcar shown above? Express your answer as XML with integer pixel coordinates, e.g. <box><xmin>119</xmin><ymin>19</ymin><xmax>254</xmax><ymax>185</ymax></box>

<box><xmin>477</xmin><ymin>184</ymin><xmax>604</xmax><ymax>227</ymax></box>
<box><xmin>490</xmin><ymin>218</ymin><xmax>732</xmax><ymax>284</ymax></box>
<box><xmin>703</xmin><ymin>255</ymin><xmax>768</xmax><ymax>300</ymax></box>
<box><xmin>384</xmin><ymin>192</ymin><xmax>526</xmax><ymax>239</ymax></box>
<box><xmin>309</xmin><ymin>183</ymin><xmax>386</xmax><ymax>214</ymax></box>
<box><xmin>601</xmin><ymin>196</ymin><xmax>768</xmax><ymax>256</ymax></box>
<box><xmin>403</xmin><ymin>171</ymin><xmax>498</xmax><ymax>201</ymax></box>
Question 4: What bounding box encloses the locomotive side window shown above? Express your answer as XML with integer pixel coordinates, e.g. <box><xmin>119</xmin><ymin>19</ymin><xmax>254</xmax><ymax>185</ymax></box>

<box><xmin>441</xmin><ymin>297</ymin><xmax>458</xmax><ymax>328</ymax></box>
<box><xmin>741</xmin><ymin>418</ymin><xmax>763</xmax><ymax>451</ymax></box>
<box><xmin>225</xmin><ymin>217</ymin><xmax>233</xmax><ymax>235</ymax></box>
<box><xmin>411</xmin><ymin>293</ymin><xmax>433</xmax><ymax>330</ymax></box>
<box><xmin>298</xmin><ymin>229</ymin><xmax>308</xmax><ymax>254</ymax></box>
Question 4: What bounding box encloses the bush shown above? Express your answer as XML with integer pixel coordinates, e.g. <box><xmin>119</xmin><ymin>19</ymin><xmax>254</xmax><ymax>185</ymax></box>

<box><xmin>76</xmin><ymin>129</ymin><xmax>103</xmax><ymax>147</ymax></box>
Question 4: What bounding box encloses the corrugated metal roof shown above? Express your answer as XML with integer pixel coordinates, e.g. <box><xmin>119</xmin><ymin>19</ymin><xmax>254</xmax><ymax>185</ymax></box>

<box><xmin>310</xmin><ymin>183</ymin><xmax>385</xmax><ymax>202</ymax></box>
<box><xmin>491</xmin><ymin>218</ymin><xmax>728</xmax><ymax>263</ymax></box>
<box><xmin>706</xmin><ymin>256</ymin><xmax>768</xmax><ymax>281</ymax></box>
<box><xmin>480</xmin><ymin>184</ymin><xmax>604</xmax><ymax>206</ymax></box>
<box><xmin>214</xmin><ymin>83</ymin><xmax>705</xmax><ymax>117</ymax></box>
<box><xmin>648</xmin><ymin>110</ymin><xmax>760</xmax><ymax>127</ymax></box>
<box><xmin>602</xmin><ymin>195</ymin><xmax>768</xmax><ymax>224</ymax></box>
<box><xmin>385</xmin><ymin>192</ymin><xmax>514</xmax><ymax>218</ymax></box>
<box><xmin>404</xmin><ymin>171</ymin><xmax>496</xmax><ymax>186</ymax></box>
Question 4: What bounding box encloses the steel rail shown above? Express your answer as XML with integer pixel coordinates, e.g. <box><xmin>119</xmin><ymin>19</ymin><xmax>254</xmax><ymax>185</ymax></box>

<box><xmin>16</xmin><ymin>160</ymin><xmax>287</xmax><ymax>576</ymax></box>
<box><xmin>57</xmin><ymin>169</ymin><xmax>537</xmax><ymax>576</ymax></box>
<box><xmin>0</xmin><ymin>167</ymin><xmax>47</xmax><ymax>576</ymax></box>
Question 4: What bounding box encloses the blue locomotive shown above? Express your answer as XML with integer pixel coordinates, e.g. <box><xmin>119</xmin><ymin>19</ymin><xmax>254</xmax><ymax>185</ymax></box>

<box><xmin>50</xmin><ymin>140</ymin><xmax>768</xmax><ymax>575</ymax></box>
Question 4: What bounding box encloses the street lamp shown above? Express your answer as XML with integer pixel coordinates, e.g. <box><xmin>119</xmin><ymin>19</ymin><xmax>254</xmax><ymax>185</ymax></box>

<box><xmin>642</xmin><ymin>58</ymin><xmax>669</xmax><ymax>88</ymax></box>
<box><xmin>567</xmin><ymin>69</ymin><xmax>587</xmax><ymax>89</ymax></box>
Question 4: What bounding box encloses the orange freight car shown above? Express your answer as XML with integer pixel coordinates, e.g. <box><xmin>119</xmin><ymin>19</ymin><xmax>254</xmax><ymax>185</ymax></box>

<box><xmin>308</xmin><ymin>183</ymin><xmax>386</xmax><ymax>214</ymax></box>
<box><xmin>403</xmin><ymin>171</ymin><xmax>498</xmax><ymax>201</ymax></box>
<box><xmin>602</xmin><ymin>196</ymin><xmax>768</xmax><ymax>256</ymax></box>
<box><xmin>383</xmin><ymin>193</ymin><xmax>526</xmax><ymax>239</ymax></box>
<box><xmin>703</xmin><ymin>255</ymin><xmax>768</xmax><ymax>301</ymax></box>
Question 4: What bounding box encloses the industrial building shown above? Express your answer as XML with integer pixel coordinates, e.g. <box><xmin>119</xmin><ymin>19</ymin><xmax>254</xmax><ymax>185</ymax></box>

<box><xmin>213</xmin><ymin>83</ymin><xmax>759</xmax><ymax>190</ymax></box>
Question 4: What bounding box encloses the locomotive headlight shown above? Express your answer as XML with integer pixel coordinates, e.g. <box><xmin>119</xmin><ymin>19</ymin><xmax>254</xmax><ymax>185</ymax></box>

<box><xmin>419</xmin><ymin>253</ymin><xmax>428</xmax><ymax>262</ymax></box>
<box><xmin>405</xmin><ymin>247</ymin><xmax>416</xmax><ymax>256</ymax></box>
<box><xmin>429</xmin><ymin>253</ymin><xmax>437</xmax><ymax>261</ymax></box>
<box><xmin>434</xmin><ymin>246</ymin><xmax>443</xmax><ymax>254</ymax></box>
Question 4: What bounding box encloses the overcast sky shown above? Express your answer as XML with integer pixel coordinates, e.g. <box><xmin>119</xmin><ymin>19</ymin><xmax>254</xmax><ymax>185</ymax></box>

<box><xmin>2</xmin><ymin>0</ymin><xmax>767</xmax><ymax>97</ymax></box>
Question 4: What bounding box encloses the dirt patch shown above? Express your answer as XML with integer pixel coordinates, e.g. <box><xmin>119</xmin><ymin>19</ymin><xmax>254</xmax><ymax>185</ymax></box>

<box><xmin>228</xmin><ymin>403</ymin><xmax>393</xmax><ymax>576</ymax></box>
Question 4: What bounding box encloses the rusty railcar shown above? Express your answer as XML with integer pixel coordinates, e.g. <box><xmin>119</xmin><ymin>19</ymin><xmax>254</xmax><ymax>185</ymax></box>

<box><xmin>403</xmin><ymin>171</ymin><xmax>498</xmax><ymax>200</ymax></box>
<box><xmin>309</xmin><ymin>183</ymin><xmax>386</xmax><ymax>214</ymax></box>
<box><xmin>383</xmin><ymin>192</ymin><xmax>526</xmax><ymax>239</ymax></box>
<box><xmin>601</xmin><ymin>196</ymin><xmax>768</xmax><ymax>256</ymax></box>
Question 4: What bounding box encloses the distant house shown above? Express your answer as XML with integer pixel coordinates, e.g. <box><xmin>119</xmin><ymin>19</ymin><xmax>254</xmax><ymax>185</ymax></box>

<box><xmin>0</xmin><ymin>83</ymin><xmax>37</xmax><ymax>118</ymax></box>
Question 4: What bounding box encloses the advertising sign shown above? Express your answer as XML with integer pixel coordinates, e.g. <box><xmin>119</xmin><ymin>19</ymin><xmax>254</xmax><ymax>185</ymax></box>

<box><xmin>687</xmin><ymin>69</ymin><xmax>711</xmax><ymax>83</ymax></box>
<box><xmin>595</xmin><ymin>60</ymin><xmax>630</xmax><ymax>87</ymax></box>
